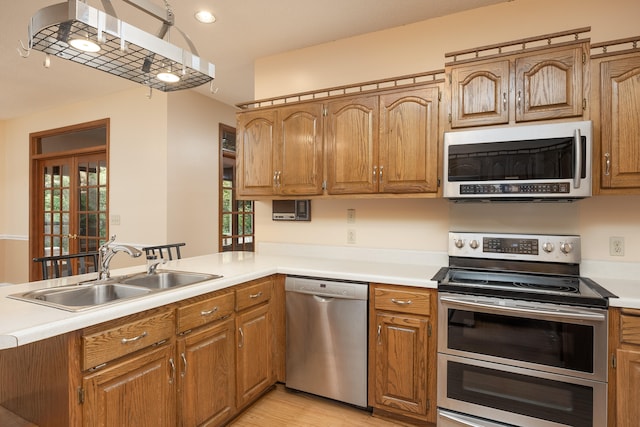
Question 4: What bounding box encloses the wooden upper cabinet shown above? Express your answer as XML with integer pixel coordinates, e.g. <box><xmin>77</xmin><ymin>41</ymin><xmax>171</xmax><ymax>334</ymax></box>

<box><xmin>326</xmin><ymin>85</ymin><xmax>441</xmax><ymax>195</ymax></box>
<box><xmin>236</xmin><ymin>103</ymin><xmax>323</xmax><ymax>197</ymax></box>
<box><xmin>379</xmin><ymin>86</ymin><xmax>441</xmax><ymax>193</ymax></box>
<box><xmin>449</xmin><ymin>60</ymin><xmax>510</xmax><ymax>127</ymax></box>
<box><xmin>278</xmin><ymin>103</ymin><xmax>324</xmax><ymax>196</ymax></box>
<box><xmin>446</xmin><ymin>29</ymin><xmax>589</xmax><ymax>128</ymax></box>
<box><xmin>236</xmin><ymin>109</ymin><xmax>277</xmax><ymax>197</ymax></box>
<box><xmin>592</xmin><ymin>42</ymin><xmax>640</xmax><ymax>193</ymax></box>
<box><xmin>325</xmin><ymin>94</ymin><xmax>379</xmax><ymax>194</ymax></box>
<box><xmin>515</xmin><ymin>46</ymin><xmax>585</xmax><ymax>122</ymax></box>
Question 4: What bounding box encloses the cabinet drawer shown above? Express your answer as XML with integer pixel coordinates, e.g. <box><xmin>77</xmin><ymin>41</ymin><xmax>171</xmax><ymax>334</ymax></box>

<box><xmin>236</xmin><ymin>279</ymin><xmax>272</xmax><ymax>312</ymax></box>
<box><xmin>621</xmin><ymin>309</ymin><xmax>640</xmax><ymax>346</ymax></box>
<box><xmin>82</xmin><ymin>309</ymin><xmax>175</xmax><ymax>370</ymax></box>
<box><xmin>177</xmin><ymin>291</ymin><xmax>235</xmax><ymax>334</ymax></box>
<box><xmin>374</xmin><ymin>286</ymin><xmax>431</xmax><ymax>316</ymax></box>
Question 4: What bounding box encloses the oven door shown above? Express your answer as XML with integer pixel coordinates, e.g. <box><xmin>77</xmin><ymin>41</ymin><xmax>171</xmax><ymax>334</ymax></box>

<box><xmin>438</xmin><ymin>354</ymin><xmax>607</xmax><ymax>427</ymax></box>
<box><xmin>438</xmin><ymin>293</ymin><xmax>608</xmax><ymax>381</ymax></box>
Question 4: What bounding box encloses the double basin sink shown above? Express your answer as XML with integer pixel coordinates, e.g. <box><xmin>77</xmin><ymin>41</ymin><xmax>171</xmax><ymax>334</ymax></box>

<box><xmin>10</xmin><ymin>271</ymin><xmax>221</xmax><ymax>312</ymax></box>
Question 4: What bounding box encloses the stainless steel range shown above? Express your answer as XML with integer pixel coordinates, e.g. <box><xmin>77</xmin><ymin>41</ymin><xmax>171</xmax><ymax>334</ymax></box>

<box><xmin>433</xmin><ymin>232</ymin><xmax>616</xmax><ymax>427</ymax></box>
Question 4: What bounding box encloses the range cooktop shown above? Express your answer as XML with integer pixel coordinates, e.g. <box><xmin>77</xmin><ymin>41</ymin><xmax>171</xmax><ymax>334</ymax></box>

<box><xmin>433</xmin><ymin>232</ymin><xmax>617</xmax><ymax>308</ymax></box>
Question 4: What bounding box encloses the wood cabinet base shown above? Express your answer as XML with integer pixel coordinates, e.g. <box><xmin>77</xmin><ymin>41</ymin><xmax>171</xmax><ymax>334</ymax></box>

<box><xmin>371</xmin><ymin>407</ymin><xmax>436</xmax><ymax>427</ymax></box>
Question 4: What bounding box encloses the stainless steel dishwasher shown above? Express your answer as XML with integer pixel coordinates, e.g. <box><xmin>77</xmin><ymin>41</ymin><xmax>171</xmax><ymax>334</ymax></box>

<box><xmin>285</xmin><ymin>275</ymin><xmax>369</xmax><ymax>408</ymax></box>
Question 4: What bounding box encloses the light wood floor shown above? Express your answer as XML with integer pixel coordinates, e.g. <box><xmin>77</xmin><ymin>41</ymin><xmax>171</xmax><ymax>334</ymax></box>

<box><xmin>229</xmin><ymin>385</ymin><xmax>408</xmax><ymax>427</ymax></box>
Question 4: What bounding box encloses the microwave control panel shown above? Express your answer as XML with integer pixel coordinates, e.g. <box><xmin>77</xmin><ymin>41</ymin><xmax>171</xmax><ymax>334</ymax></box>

<box><xmin>459</xmin><ymin>183</ymin><xmax>570</xmax><ymax>195</ymax></box>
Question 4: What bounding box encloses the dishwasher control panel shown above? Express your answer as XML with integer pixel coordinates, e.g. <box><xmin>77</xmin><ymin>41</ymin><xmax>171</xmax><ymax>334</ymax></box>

<box><xmin>285</xmin><ymin>276</ymin><xmax>368</xmax><ymax>300</ymax></box>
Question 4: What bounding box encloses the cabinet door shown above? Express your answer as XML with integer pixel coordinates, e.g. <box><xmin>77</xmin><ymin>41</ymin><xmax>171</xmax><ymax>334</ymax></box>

<box><xmin>599</xmin><ymin>55</ymin><xmax>640</xmax><ymax>189</ymax></box>
<box><xmin>236</xmin><ymin>303</ymin><xmax>273</xmax><ymax>409</ymax></box>
<box><xmin>178</xmin><ymin>318</ymin><xmax>235</xmax><ymax>427</ymax></box>
<box><xmin>450</xmin><ymin>60</ymin><xmax>510</xmax><ymax>128</ymax></box>
<box><xmin>236</xmin><ymin>109</ymin><xmax>277</xmax><ymax>196</ymax></box>
<box><xmin>372</xmin><ymin>312</ymin><xmax>429</xmax><ymax>416</ymax></box>
<box><xmin>326</xmin><ymin>95</ymin><xmax>379</xmax><ymax>194</ymax></box>
<box><xmin>616</xmin><ymin>348</ymin><xmax>640</xmax><ymax>427</ymax></box>
<box><xmin>515</xmin><ymin>46</ymin><xmax>585</xmax><ymax>122</ymax></box>
<box><xmin>82</xmin><ymin>344</ymin><xmax>176</xmax><ymax>427</ymax></box>
<box><xmin>379</xmin><ymin>86</ymin><xmax>440</xmax><ymax>193</ymax></box>
<box><xmin>278</xmin><ymin>104</ymin><xmax>324</xmax><ymax>196</ymax></box>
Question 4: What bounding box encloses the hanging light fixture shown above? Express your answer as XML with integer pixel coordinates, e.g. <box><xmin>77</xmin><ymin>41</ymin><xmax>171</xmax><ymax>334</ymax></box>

<box><xmin>26</xmin><ymin>0</ymin><xmax>215</xmax><ymax>92</ymax></box>
<box><xmin>157</xmin><ymin>63</ymin><xmax>180</xmax><ymax>83</ymax></box>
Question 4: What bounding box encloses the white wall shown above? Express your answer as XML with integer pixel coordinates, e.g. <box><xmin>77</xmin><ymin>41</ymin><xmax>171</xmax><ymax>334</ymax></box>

<box><xmin>167</xmin><ymin>91</ymin><xmax>237</xmax><ymax>257</ymax></box>
<box><xmin>253</xmin><ymin>0</ymin><xmax>640</xmax><ymax>264</ymax></box>
<box><xmin>0</xmin><ymin>87</ymin><xmax>237</xmax><ymax>283</ymax></box>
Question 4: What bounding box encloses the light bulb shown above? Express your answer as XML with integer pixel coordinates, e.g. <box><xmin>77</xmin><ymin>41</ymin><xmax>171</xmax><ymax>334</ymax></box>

<box><xmin>194</xmin><ymin>10</ymin><xmax>216</xmax><ymax>24</ymax></box>
<box><xmin>157</xmin><ymin>71</ymin><xmax>180</xmax><ymax>83</ymax></box>
<box><xmin>69</xmin><ymin>38</ymin><xmax>101</xmax><ymax>53</ymax></box>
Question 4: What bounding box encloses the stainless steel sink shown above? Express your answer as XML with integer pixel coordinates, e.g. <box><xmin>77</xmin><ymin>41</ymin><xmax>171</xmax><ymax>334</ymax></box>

<box><xmin>118</xmin><ymin>271</ymin><xmax>220</xmax><ymax>289</ymax></box>
<box><xmin>12</xmin><ymin>283</ymin><xmax>151</xmax><ymax>311</ymax></box>
<box><xmin>9</xmin><ymin>270</ymin><xmax>222</xmax><ymax>311</ymax></box>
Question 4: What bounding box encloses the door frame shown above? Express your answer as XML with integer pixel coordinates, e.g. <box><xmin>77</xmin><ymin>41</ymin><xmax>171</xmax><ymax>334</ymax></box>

<box><xmin>29</xmin><ymin>118</ymin><xmax>110</xmax><ymax>281</ymax></box>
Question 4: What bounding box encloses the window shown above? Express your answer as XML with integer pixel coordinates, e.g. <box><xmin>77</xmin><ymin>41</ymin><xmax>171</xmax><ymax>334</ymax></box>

<box><xmin>219</xmin><ymin>124</ymin><xmax>254</xmax><ymax>252</ymax></box>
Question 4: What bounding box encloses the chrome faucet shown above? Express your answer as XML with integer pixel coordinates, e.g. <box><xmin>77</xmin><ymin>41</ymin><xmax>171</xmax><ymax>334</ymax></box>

<box><xmin>146</xmin><ymin>255</ymin><xmax>167</xmax><ymax>275</ymax></box>
<box><xmin>98</xmin><ymin>235</ymin><xmax>142</xmax><ymax>280</ymax></box>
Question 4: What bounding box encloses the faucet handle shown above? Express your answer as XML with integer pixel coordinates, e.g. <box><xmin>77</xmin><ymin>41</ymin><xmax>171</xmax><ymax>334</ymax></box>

<box><xmin>100</xmin><ymin>235</ymin><xmax>117</xmax><ymax>252</ymax></box>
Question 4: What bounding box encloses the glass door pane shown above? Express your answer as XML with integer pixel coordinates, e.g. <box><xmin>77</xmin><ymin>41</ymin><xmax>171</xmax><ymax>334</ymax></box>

<box><xmin>42</xmin><ymin>161</ymin><xmax>71</xmax><ymax>257</ymax></box>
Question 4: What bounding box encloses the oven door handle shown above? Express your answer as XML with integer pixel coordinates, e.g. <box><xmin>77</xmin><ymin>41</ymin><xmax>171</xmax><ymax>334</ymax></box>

<box><xmin>439</xmin><ymin>409</ymin><xmax>499</xmax><ymax>426</ymax></box>
<box><xmin>439</xmin><ymin>296</ymin><xmax>606</xmax><ymax>321</ymax></box>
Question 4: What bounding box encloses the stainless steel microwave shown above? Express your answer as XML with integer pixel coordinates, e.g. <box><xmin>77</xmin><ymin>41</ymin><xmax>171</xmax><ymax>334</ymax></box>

<box><xmin>443</xmin><ymin>121</ymin><xmax>592</xmax><ymax>201</ymax></box>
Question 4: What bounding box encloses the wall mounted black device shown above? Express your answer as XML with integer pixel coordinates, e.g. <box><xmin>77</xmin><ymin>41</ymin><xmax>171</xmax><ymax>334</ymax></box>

<box><xmin>272</xmin><ymin>200</ymin><xmax>311</xmax><ymax>221</ymax></box>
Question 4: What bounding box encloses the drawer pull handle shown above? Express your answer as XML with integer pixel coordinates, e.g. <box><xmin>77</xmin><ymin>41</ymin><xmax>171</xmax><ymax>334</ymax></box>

<box><xmin>201</xmin><ymin>306</ymin><xmax>219</xmax><ymax>316</ymax></box>
<box><xmin>249</xmin><ymin>291</ymin><xmax>263</xmax><ymax>299</ymax></box>
<box><xmin>391</xmin><ymin>298</ymin><xmax>412</xmax><ymax>305</ymax></box>
<box><xmin>121</xmin><ymin>331</ymin><xmax>148</xmax><ymax>344</ymax></box>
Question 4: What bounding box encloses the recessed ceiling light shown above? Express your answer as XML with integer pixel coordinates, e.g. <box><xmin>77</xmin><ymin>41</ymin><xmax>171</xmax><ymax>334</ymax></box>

<box><xmin>194</xmin><ymin>10</ymin><xmax>216</xmax><ymax>24</ymax></box>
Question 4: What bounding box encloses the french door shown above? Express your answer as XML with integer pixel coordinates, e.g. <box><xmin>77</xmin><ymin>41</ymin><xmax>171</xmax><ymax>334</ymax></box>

<box><xmin>32</xmin><ymin>152</ymin><xmax>108</xmax><ymax>280</ymax></box>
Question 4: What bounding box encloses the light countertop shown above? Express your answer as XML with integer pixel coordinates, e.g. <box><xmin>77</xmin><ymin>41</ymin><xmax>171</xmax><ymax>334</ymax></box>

<box><xmin>0</xmin><ymin>250</ymin><xmax>443</xmax><ymax>350</ymax></box>
<box><xmin>1</xmin><ymin>247</ymin><xmax>638</xmax><ymax>350</ymax></box>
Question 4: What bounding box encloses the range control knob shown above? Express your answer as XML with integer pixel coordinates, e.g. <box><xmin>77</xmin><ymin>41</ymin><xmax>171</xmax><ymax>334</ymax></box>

<box><xmin>469</xmin><ymin>239</ymin><xmax>479</xmax><ymax>249</ymax></box>
<box><xmin>542</xmin><ymin>242</ymin><xmax>555</xmax><ymax>253</ymax></box>
<box><xmin>454</xmin><ymin>239</ymin><xmax>465</xmax><ymax>249</ymax></box>
<box><xmin>560</xmin><ymin>242</ymin><xmax>573</xmax><ymax>254</ymax></box>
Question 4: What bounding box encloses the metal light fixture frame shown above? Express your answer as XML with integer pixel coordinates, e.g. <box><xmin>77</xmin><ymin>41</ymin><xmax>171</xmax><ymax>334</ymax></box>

<box><xmin>28</xmin><ymin>0</ymin><xmax>215</xmax><ymax>91</ymax></box>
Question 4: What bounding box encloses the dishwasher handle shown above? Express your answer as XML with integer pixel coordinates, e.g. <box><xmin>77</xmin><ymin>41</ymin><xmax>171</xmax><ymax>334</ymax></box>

<box><xmin>285</xmin><ymin>276</ymin><xmax>368</xmax><ymax>300</ymax></box>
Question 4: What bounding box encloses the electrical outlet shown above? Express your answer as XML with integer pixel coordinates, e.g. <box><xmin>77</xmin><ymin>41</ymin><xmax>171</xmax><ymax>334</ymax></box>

<box><xmin>347</xmin><ymin>209</ymin><xmax>356</xmax><ymax>223</ymax></box>
<box><xmin>610</xmin><ymin>236</ymin><xmax>625</xmax><ymax>256</ymax></box>
<box><xmin>347</xmin><ymin>229</ymin><xmax>356</xmax><ymax>244</ymax></box>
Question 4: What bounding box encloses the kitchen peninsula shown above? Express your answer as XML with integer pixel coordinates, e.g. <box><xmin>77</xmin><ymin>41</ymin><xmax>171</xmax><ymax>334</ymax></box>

<box><xmin>0</xmin><ymin>246</ymin><xmax>639</xmax><ymax>427</ymax></box>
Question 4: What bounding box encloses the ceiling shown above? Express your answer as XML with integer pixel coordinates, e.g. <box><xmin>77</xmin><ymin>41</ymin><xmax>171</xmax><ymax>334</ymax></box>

<box><xmin>0</xmin><ymin>0</ymin><xmax>507</xmax><ymax>120</ymax></box>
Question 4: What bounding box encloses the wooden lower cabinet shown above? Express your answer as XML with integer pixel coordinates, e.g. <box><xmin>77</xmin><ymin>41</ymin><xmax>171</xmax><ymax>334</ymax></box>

<box><xmin>0</xmin><ymin>276</ymin><xmax>284</xmax><ymax>427</ymax></box>
<box><xmin>368</xmin><ymin>284</ymin><xmax>437</xmax><ymax>425</ymax></box>
<box><xmin>82</xmin><ymin>343</ymin><xmax>177</xmax><ymax>426</ymax></box>
<box><xmin>609</xmin><ymin>307</ymin><xmax>640</xmax><ymax>427</ymax></box>
<box><xmin>177</xmin><ymin>318</ymin><xmax>236</xmax><ymax>427</ymax></box>
<box><xmin>373</xmin><ymin>312</ymin><xmax>429</xmax><ymax>415</ymax></box>
<box><xmin>236</xmin><ymin>300</ymin><xmax>273</xmax><ymax>409</ymax></box>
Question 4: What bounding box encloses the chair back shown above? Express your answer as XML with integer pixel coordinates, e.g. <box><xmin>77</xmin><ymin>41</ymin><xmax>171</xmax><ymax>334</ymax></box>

<box><xmin>142</xmin><ymin>243</ymin><xmax>186</xmax><ymax>261</ymax></box>
<box><xmin>33</xmin><ymin>251</ymin><xmax>100</xmax><ymax>280</ymax></box>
